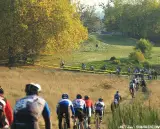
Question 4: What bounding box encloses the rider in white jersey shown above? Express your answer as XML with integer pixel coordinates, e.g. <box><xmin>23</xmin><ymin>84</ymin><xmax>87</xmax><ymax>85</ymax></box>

<box><xmin>12</xmin><ymin>83</ymin><xmax>51</xmax><ymax>129</ymax></box>
<box><xmin>94</xmin><ymin>98</ymin><xmax>105</xmax><ymax>122</ymax></box>
<box><xmin>72</xmin><ymin>94</ymin><xmax>86</xmax><ymax>129</ymax></box>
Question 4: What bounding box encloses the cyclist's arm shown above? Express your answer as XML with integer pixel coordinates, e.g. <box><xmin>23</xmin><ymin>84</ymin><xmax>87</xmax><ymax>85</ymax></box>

<box><xmin>42</xmin><ymin>102</ymin><xmax>51</xmax><ymax>129</ymax></box>
<box><xmin>70</xmin><ymin>104</ymin><xmax>75</xmax><ymax>116</ymax></box>
<box><xmin>5</xmin><ymin>100</ymin><xmax>13</xmax><ymax>126</ymax></box>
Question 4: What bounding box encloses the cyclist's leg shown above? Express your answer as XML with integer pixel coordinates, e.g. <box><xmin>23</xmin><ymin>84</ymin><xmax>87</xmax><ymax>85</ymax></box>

<box><xmin>79</xmin><ymin>110</ymin><xmax>84</xmax><ymax>129</ymax></box>
<box><xmin>66</xmin><ymin>112</ymin><xmax>70</xmax><ymax>128</ymax></box>
<box><xmin>88</xmin><ymin>107</ymin><xmax>92</xmax><ymax>127</ymax></box>
<box><xmin>99</xmin><ymin>110</ymin><xmax>103</xmax><ymax>123</ymax></box>
<box><xmin>58</xmin><ymin>113</ymin><xmax>63</xmax><ymax>129</ymax></box>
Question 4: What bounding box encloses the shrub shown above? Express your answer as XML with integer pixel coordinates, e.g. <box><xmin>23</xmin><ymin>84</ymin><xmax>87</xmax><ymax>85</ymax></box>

<box><xmin>143</xmin><ymin>61</ymin><xmax>150</xmax><ymax>68</ymax></box>
<box><xmin>112</xmin><ymin>59</ymin><xmax>121</xmax><ymax>64</ymax></box>
<box><xmin>129</xmin><ymin>51</ymin><xmax>145</xmax><ymax>62</ymax></box>
<box><xmin>110</xmin><ymin>56</ymin><xmax>116</xmax><ymax>61</ymax></box>
<box><xmin>87</xmin><ymin>35</ymin><xmax>97</xmax><ymax>43</ymax></box>
<box><xmin>135</xmin><ymin>39</ymin><xmax>152</xmax><ymax>59</ymax></box>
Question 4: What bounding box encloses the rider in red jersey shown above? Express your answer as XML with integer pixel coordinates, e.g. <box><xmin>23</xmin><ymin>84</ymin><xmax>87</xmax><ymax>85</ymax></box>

<box><xmin>0</xmin><ymin>87</ymin><xmax>13</xmax><ymax>128</ymax></box>
<box><xmin>84</xmin><ymin>95</ymin><xmax>94</xmax><ymax>128</ymax></box>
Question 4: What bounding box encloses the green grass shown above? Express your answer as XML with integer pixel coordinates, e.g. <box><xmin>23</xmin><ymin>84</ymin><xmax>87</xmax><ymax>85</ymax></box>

<box><xmin>38</xmin><ymin>34</ymin><xmax>160</xmax><ymax>71</ymax></box>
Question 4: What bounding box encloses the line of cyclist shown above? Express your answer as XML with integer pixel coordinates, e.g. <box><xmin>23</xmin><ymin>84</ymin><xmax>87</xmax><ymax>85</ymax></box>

<box><xmin>56</xmin><ymin>94</ymin><xmax>105</xmax><ymax>129</ymax></box>
<box><xmin>0</xmin><ymin>82</ymin><xmax>124</xmax><ymax>129</ymax></box>
<box><xmin>129</xmin><ymin>76</ymin><xmax>147</xmax><ymax>97</ymax></box>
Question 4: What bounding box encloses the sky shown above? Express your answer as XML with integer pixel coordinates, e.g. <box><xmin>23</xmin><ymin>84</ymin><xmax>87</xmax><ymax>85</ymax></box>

<box><xmin>78</xmin><ymin>0</ymin><xmax>108</xmax><ymax>18</ymax></box>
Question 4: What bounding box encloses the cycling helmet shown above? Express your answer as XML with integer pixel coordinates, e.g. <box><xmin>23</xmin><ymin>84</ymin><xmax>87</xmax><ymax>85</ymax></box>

<box><xmin>25</xmin><ymin>83</ymin><xmax>41</xmax><ymax>95</ymax></box>
<box><xmin>62</xmin><ymin>93</ymin><xmax>69</xmax><ymax>99</ymax></box>
<box><xmin>116</xmin><ymin>91</ymin><xmax>119</xmax><ymax>94</ymax></box>
<box><xmin>0</xmin><ymin>87</ymin><xmax>4</xmax><ymax>94</ymax></box>
<box><xmin>76</xmin><ymin>94</ymin><xmax>82</xmax><ymax>99</ymax></box>
<box><xmin>99</xmin><ymin>98</ymin><xmax>103</xmax><ymax>102</ymax></box>
<box><xmin>84</xmin><ymin>95</ymin><xmax>89</xmax><ymax>100</ymax></box>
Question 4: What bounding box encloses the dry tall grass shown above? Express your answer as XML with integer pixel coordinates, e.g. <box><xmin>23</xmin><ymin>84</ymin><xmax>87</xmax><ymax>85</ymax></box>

<box><xmin>0</xmin><ymin>67</ymin><xmax>130</xmax><ymax>128</ymax></box>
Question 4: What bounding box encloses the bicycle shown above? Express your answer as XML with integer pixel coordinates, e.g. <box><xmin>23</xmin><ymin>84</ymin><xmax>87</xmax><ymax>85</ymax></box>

<box><xmin>61</xmin><ymin>113</ymin><xmax>68</xmax><ymax>129</ymax></box>
<box><xmin>73</xmin><ymin>117</ymin><xmax>81</xmax><ymax>129</ymax></box>
<box><xmin>130</xmin><ymin>88</ymin><xmax>135</xmax><ymax>98</ymax></box>
<box><xmin>95</xmin><ymin>114</ymin><xmax>101</xmax><ymax>129</ymax></box>
<box><xmin>83</xmin><ymin>116</ymin><xmax>89</xmax><ymax>129</ymax></box>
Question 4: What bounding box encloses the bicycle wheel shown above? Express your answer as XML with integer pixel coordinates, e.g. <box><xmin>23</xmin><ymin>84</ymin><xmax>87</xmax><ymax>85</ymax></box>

<box><xmin>62</xmin><ymin>117</ymin><xmax>67</xmax><ymax>129</ymax></box>
<box><xmin>83</xmin><ymin>117</ymin><xmax>88</xmax><ymax>129</ymax></box>
<box><xmin>95</xmin><ymin>116</ymin><xmax>100</xmax><ymax>129</ymax></box>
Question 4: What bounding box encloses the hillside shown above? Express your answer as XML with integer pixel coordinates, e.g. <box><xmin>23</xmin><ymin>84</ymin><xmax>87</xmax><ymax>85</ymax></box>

<box><xmin>0</xmin><ymin>66</ymin><xmax>130</xmax><ymax>128</ymax></box>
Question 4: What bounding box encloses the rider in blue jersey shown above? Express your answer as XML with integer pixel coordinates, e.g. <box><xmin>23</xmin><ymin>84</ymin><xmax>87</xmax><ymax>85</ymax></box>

<box><xmin>56</xmin><ymin>94</ymin><xmax>75</xmax><ymax>129</ymax></box>
<box><xmin>12</xmin><ymin>83</ymin><xmax>51</xmax><ymax>129</ymax></box>
<box><xmin>114</xmin><ymin>91</ymin><xmax>121</xmax><ymax>104</ymax></box>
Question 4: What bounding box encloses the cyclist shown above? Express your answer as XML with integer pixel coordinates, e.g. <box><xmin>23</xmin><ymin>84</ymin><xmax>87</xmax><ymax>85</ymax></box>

<box><xmin>94</xmin><ymin>98</ymin><xmax>105</xmax><ymax>123</ymax></box>
<box><xmin>72</xmin><ymin>94</ymin><xmax>86</xmax><ymax>129</ymax></box>
<box><xmin>84</xmin><ymin>95</ymin><xmax>94</xmax><ymax>129</ymax></box>
<box><xmin>56</xmin><ymin>93</ymin><xmax>75</xmax><ymax>129</ymax></box>
<box><xmin>129</xmin><ymin>80</ymin><xmax>135</xmax><ymax>98</ymax></box>
<box><xmin>0</xmin><ymin>87</ymin><xmax>13</xmax><ymax>129</ymax></box>
<box><xmin>114</xmin><ymin>91</ymin><xmax>122</xmax><ymax>105</ymax></box>
<box><xmin>12</xmin><ymin>83</ymin><xmax>51</xmax><ymax>129</ymax></box>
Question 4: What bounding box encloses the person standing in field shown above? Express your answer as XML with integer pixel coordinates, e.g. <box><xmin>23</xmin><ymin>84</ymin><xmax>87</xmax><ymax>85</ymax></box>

<box><xmin>12</xmin><ymin>83</ymin><xmax>51</xmax><ymax>129</ymax></box>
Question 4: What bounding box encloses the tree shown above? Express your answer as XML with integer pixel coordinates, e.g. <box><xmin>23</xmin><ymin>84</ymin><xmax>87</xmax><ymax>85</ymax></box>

<box><xmin>0</xmin><ymin>0</ymin><xmax>88</xmax><ymax>60</ymax></box>
<box><xmin>135</xmin><ymin>39</ymin><xmax>152</xmax><ymax>58</ymax></box>
<box><xmin>103</xmin><ymin>0</ymin><xmax>160</xmax><ymax>43</ymax></box>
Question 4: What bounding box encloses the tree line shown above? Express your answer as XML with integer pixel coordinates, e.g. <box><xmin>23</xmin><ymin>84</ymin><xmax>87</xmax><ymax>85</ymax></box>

<box><xmin>103</xmin><ymin>0</ymin><xmax>160</xmax><ymax>43</ymax></box>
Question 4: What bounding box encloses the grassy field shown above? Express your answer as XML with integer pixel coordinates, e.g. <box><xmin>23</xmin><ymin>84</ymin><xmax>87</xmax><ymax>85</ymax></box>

<box><xmin>0</xmin><ymin>66</ymin><xmax>130</xmax><ymax>129</ymax></box>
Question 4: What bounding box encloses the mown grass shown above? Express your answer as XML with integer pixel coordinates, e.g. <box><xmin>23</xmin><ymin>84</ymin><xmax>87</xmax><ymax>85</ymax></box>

<box><xmin>38</xmin><ymin>34</ymin><xmax>160</xmax><ymax>72</ymax></box>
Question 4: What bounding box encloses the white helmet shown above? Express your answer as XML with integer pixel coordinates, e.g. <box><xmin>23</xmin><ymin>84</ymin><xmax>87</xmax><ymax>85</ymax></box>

<box><xmin>25</xmin><ymin>83</ymin><xmax>42</xmax><ymax>93</ymax></box>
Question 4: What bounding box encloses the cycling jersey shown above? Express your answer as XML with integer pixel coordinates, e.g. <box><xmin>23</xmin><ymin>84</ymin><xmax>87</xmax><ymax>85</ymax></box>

<box><xmin>0</xmin><ymin>95</ymin><xmax>13</xmax><ymax>128</ymax></box>
<box><xmin>129</xmin><ymin>82</ymin><xmax>135</xmax><ymax>89</ymax></box>
<box><xmin>114</xmin><ymin>93</ymin><xmax>121</xmax><ymax>102</ymax></box>
<box><xmin>72</xmin><ymin>99</ymin><xmax>86</xmax><ymax>122</ymax></box>
<box><xmin>56</xmin><ymin>99</ymin><xmax>75</xmax><ymax>115</ymax></box>
<box><xmin>57</xmin><ymin>99</ymin><xmax>75</xmax><ymax>129</ymax></box>
<box><xmin>72</xmin><ymin>99</ymin><xmax>86</xmax><ymax>110</ymax></box>
<box><xmin>84</xmin><ymin>99</ymin><xmax>94</xmax><ymax>118</ymax></box>
<box><xmin>95</xmin><ymin>101</ymin><xmax>105</xmax><ymax>111</ymax></box>
<box><xmin>13</xmin><ymin>95</ymin><xmax>51</xmax><ymax>129</ymax></box>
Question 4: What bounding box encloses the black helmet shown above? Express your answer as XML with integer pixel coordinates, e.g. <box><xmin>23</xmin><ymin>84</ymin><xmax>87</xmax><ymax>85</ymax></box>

<box><xmin>84</xmin><ymin>95</ymin><xmax>89</xmax><ymax>100</ymax></box>
<box><xmin>116</xmin><ymin>91</ymin><xmax>119</xmax><ymax>94</ymax></box>
<box><xmin>25</xmin><ymin>83</ymin><xmax>41</xmax><ymax>95</ymax></box>
<box><xmin>62</xmin><ymin>93</ymin><xmax>69</xmax><ymax>99</ymax></box>
<box><xmin>0</xmin><ymin>87</ymin><xmax>4</xmax><ymax>94</ymax></box>
<box><xmin>76</xmin><ymin>94</ymin><xmax>82</xmax><ymax>99</ymax></box>
<box><xmin>99</xmin><ymin>98</ymin><xmax>103</xmax><ymax>102</ymax></box>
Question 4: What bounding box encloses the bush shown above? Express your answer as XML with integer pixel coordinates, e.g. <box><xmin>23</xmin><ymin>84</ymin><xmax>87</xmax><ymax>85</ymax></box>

<box><xmin>112</xmin><ymin>59</ymin><xmax>121</xmax><ymax>64</ymax></box>
<box><xmin>87</xmin><ymin>35</ymin><xmax>97</xmax><ymax>43</ymax></box>
<box><xmin>110</xmin><ymin>56</ymin><xmax>116</xmax><ymax>61</ymax></box>
<box><xmin>129</xmin><ymin>51</ymin><xmax>145</xmax><ymax>62</ymax></box>
<box><xmin>143</xmin><ymin>61</ymin><xmax>150</xmax><ymax>68</ymax></box>
<box><xmin>135</xmin><ymin>39</ymin><xmax>152</xmax><ymax>58</ymax></box>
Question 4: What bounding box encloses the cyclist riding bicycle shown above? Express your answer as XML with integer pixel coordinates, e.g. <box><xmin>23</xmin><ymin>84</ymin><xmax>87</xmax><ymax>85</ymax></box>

<box><xmin>12</xmin><ymin>83</ymin><xmax>51</xmax><ymax>129</ymax></box>
<box><xmin>84</xmin><ymin>95</ymin><xmax>94</xmax><ymax>129</ymax></box>
<box><xmin>114</xmin><ymin>91</ymin><xmax>122</xmax><ymax>105</ymax></box>
<box><xmin>56</xmin><ymin>93</ymin><xmax>75</xmax><ymax>129</ymax></box>
<box><xmin>129</xmin><ymin>80</ymin><xmax>135</xmax><ymax>97</ymax></box>
<box><xmin>94</xmin><ymin>98</ymin><xmax>105</xmax><ymax>123</ymax></box>
<box><xmin>73</xmin><ymin>94</ymin><xmax>86</xmax><ymax>129</ymax></box>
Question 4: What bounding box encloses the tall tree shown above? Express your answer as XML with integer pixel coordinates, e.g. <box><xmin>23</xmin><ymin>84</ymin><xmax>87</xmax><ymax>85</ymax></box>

<box><xmin>0</xmin><ymin>0</ymin><xmax>88</xmax><ymax>59</ymax></box>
